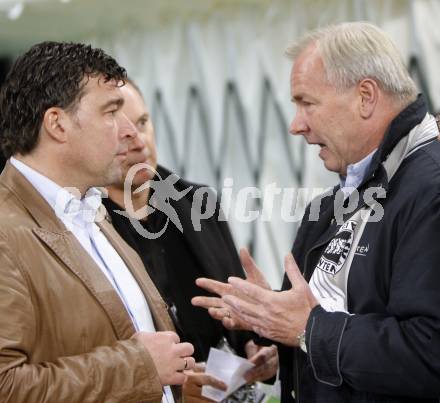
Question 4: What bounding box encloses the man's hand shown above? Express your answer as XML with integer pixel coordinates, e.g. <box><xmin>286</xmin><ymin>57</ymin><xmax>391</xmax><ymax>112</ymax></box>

<box><xmin>183</xmin><ymin>363</ymin><xmax>227</xmax><ymax>403</ymax></box>
<box><xmin>192</xmin><ymin>248</ymin><xmax>271</xmax><ymax>330</ymax></box>
<box><xmin>133</xmin><ymin>331</ymin><xmax>195</xmax><ymax>385</ymax></box>
<box><xmin>243</xmin><ymin>340</ymin><xmax>278</xmax><ymax>383</ymax></box>
<box><xmin>224</xmin><ymin>253</ymin><xmax>319</xmax><ymax>346</ymax></box>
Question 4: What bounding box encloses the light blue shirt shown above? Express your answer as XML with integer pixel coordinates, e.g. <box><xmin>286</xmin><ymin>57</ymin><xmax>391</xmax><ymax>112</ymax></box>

<box><xmin>340</xmin><ymin>149</ymin><xmax>377</xmax><ymax>198</ymax></box>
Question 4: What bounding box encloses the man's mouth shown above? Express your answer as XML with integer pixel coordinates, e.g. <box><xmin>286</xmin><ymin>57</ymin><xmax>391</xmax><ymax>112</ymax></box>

<box><xmin>116</xmin><ymin>150</ymin><xmax>128</xmax><ymax>159</ymax></box>
<box><xmin>127</xmin><ymin>153</ymin><xmax>151</xmax><ymax>166</ymax></box>
<box><xmin>308</xmin><ymin>142</ymin><xmax>327</xmax><ymax>159</ymax></box>
<box><xmin>318</xmin><ymin>144</ymin><xmax>329</xmax><ymax>159</ymax></box>
<box><xmin>308</xmin><ymin>142</ymin><xmax>326</xmax><ymax>148</ymax></box>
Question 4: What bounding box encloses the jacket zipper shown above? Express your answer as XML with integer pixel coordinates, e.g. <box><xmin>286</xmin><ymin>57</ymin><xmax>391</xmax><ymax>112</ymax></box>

<box><xmin>295</xmin><ymin>197</ymin><xmax>376</xmax><ymax>402</ymax></box>
<box><xmin>294</xmin><ymin>236</ymin><xmax>333</xmax><ymax>403</ymax></box>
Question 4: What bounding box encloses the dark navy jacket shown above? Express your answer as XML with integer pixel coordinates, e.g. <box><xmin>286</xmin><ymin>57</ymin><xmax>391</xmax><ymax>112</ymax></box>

<box><xmin>104</xmin><ymin>165</ymin><xmax>251</xmax><ymax>362</ymax></box>
<box><xmin>280</xmin><ymin>96</ymin><xmax>440</xmax><ymax>403</ymax></box>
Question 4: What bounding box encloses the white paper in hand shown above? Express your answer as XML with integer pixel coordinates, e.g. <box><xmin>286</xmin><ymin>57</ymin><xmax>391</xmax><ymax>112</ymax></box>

<box><xmin>201</xmin><ymin>347</ymin><xmax>255</xmax><ymax>402</ymax></box>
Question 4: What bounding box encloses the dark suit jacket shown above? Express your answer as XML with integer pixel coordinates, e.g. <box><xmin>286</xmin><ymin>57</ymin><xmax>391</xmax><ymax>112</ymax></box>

<box><xmin>104</xmin><ymin>165</ymin><xmax>251</xmax><ymax>361</ymax></box>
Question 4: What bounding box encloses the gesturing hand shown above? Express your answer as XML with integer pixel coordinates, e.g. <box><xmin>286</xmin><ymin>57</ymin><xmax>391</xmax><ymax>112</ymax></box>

<box><xmin>192</xmin><ymin>248</ymin><xmax>271</xmax><ymax>331</ymax></box>
<box><xmin>224</xmin><ymin>253</ymin><xmax>319</xmax><ymax>346</ymax></box>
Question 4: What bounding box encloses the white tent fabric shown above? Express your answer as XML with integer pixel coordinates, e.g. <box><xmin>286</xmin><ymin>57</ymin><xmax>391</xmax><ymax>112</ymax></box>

<box><xmin>93</xmin><ymin>0</ymin><xmax>440</xmax><ymax>287</ymax></box>
<box><xmin>1</xmin><ymin>0</ymin><xmax>440</xmax><ymax>286</ymax></box>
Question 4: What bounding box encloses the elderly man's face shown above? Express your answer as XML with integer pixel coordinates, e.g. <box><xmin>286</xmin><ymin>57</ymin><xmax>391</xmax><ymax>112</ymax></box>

<box><xmin>289</xmin><ymin>44</ymin><xmax>362</xmax><ymax>176</ymax></box>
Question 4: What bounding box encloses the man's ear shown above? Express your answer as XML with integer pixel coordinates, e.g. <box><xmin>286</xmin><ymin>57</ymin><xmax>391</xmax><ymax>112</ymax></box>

<box><xmin>358</xmin><ymin>78</ymin><xmax>379</xmax><ymax>119</ymax></box>
<box><xmin>41</xmin><ymin>107</ymin><xmax>71</xmax><ymax>143</ymax></box>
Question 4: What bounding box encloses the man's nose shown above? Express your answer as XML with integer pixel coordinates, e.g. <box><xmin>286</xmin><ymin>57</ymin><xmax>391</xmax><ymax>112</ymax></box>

<box><xmin>289</xmin><ymin>110</ymin><xmax>309</xmax><ymax>136</ymax></box>
<box><xmin>118</xmin><ymin>112</ymin><xmax>137</xmax><ymax>139</ymax></box>
<box><xmin>129</xmin><ymin>129</ymin><xmax>147</xmax><ymax>151</ymax></box>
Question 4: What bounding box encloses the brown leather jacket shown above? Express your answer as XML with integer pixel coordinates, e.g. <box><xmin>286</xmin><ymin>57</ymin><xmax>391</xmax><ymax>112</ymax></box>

<box><xmin>0</xmin><ymin>162</ymin><xmax>180</xmax><ymax>403</ymax></box>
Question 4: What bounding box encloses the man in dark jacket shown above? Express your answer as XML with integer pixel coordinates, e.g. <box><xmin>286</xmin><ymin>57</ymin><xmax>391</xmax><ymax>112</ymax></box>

<box><xmin>103</xmin><ymin>80</ymin><xmax>278</xmax><ymax>402</ymax></box>
<box><xmin>192</xmin><ymin>22</ymin><xmax>440</xmax><ymax>402</ymax></box>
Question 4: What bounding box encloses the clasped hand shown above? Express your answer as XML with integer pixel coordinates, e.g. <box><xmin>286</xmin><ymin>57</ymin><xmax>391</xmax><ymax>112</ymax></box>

<box><xmin>183</xmin><ymin>341</ymin><xmax>278</xmax><ymax>403</ymax></box>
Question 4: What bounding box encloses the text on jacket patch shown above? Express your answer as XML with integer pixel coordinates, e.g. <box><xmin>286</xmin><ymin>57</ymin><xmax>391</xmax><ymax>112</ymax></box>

<box><xmin>316</xmin><ymin>220</ymin><xmax>357</xmax><ymax>275</ymax></box>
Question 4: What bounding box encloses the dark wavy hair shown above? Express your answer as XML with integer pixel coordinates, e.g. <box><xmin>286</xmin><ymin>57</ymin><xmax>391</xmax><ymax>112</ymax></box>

<box><xmin>0</xmin><ymin>41</ymin><xmax>127</xmax><ymax>158</ymax></box>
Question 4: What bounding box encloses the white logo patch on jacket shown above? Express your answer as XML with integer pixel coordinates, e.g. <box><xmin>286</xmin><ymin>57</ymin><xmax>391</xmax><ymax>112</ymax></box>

<box><xmin>316</xmin><ymin>220</ymin><xmax>357</xmax><ymax>275</ymax></box>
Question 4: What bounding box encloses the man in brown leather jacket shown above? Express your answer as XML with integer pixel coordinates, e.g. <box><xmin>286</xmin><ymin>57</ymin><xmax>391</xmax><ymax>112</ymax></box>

<box><xmin>0</xmin><ymin>41</ymin><xmax>195</xmax><ymax>403</ymax></box>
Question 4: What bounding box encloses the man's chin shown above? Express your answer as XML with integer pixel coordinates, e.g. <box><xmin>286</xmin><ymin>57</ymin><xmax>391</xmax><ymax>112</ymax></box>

<box><xmin>122</xmin><ymin>173</ymin><xmax>153</xmax><ymax>193</ymax></box>
<box><xmin>134</xmin><ymin>170</ymin><xmax>154</xmax><ymax>183</ymax></box>
<box><xmin>322</xmin><ymin>160</ymin><xmax>345</xmax><ymax>175</ymax></box>
<box><xmin>115</xmin><ymin>166</ymin><xmax>156</xmax><ymax>193</ymax></box>
<box><xmin>104</xmin><ymin>169</ymin><xmax>124</xmax><ymax>188</ymax></box>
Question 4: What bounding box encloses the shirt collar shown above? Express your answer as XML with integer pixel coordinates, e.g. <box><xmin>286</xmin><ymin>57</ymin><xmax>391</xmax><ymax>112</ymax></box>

<box><xmin>340</xmin><ymin>149</ymin><xmax>377</xmax><ymax>191</ymax></box>
<box><xmin>10</xmin><ymin>157</ymin><xmax>103</xmax><ymax>225</ymax></box>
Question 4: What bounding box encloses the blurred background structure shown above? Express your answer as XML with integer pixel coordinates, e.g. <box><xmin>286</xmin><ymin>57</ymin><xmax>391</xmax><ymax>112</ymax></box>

<box><xmin>0</xmin><ymin>0</ymin><xmax>439</xmax><ymax>286</ymax></box>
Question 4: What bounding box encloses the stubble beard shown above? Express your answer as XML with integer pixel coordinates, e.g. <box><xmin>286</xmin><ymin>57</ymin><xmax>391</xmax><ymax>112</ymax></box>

<box><xmin>100</xmin><ymin>160</ymin><xmax>124</xmax><ymax>188</ymax></box>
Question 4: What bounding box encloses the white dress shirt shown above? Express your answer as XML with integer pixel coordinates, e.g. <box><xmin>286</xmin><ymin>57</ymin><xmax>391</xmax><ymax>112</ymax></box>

<box><xmin>10</xmin><ymin>157</ymin><xmax>174</xmax><ymax>403</ymax></box>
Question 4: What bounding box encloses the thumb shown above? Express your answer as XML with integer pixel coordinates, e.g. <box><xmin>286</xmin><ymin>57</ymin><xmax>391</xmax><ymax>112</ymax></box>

<box><xmin>284</xmin><ymin>253</ymin><xmax>304</xmax><ymax>289</ymax></box>
<box><xmin>248</xmin><ymin>349</ymin><xmax>265</xmax><ymax>366</ymax></box>
<box><xmin>193</xmin><ymin>362</ymin><xmax>206</xmax><ymax>373</ymax></box>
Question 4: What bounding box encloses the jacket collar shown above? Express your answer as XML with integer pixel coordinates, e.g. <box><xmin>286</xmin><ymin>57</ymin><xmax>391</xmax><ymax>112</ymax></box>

<box><xmin>362</xmin><ymin>94</ymin><xmax>427</xmax><ymax>186</ymax></box>
<box><xmin>0</xmin><ymin>161</ymin><xmax>174</xmax><ymax>337</ymax></box>
<box><xmin>155</xmin><ymin>165</ymin><xmax>245</xmax><ymax>280</ymax></box>
<box><xmin>0</xmin><ymin>161</ymin><xmax>67</xmax><ymax>232</ymax></box>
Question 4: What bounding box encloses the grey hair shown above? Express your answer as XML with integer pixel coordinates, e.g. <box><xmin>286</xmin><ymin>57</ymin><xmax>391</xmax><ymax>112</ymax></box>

<box><xmin>285</xmin><ymin>22</ymin><xmax>418</xmax><ymax>105</ymax></box>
